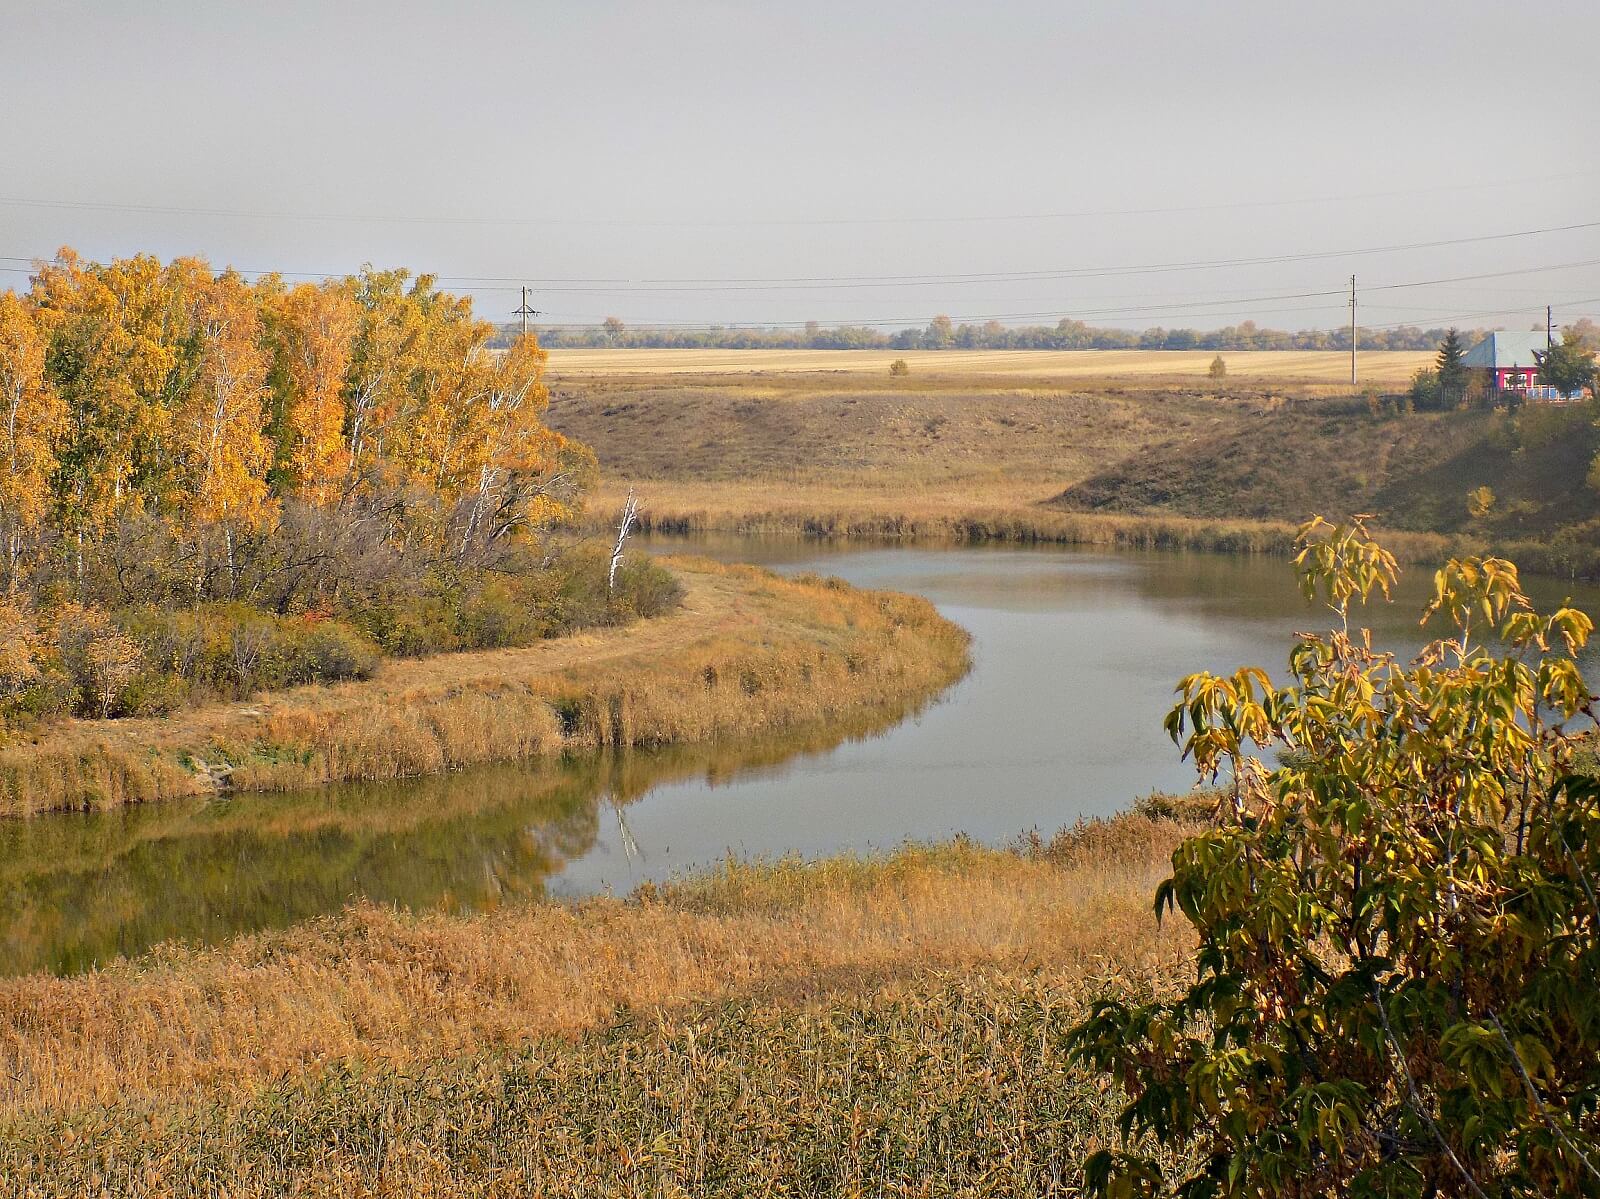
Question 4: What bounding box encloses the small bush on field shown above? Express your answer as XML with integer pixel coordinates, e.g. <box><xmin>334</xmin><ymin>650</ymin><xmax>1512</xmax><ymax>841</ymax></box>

<box><xmin>542</xmin><ymin>547</ymin><xmax>682</xmax><ymax>632</ymax></box>
<box><xmin>458</xmin><ymin>576</ymin><xmax>542</xmax><ymax>649</ymax></box>
<box><xmin>297</xmin><ymin>621</ymin><xmax>383</xmax><ymax>682</ymax></box>
<box><xmin>1408</xmin><ymin>365</ymin><xmax>1444</xmax><ymax>410</ymax></box>
<box><xmin>607</xmin><ymin>553</ymin><xmax>684</xmax><ymax>620</ymax></box>
<box><xmin>120</xmin><ymin>604</ymin><xmax>381</xmax><ymax>701</ymax></box>
<box><xmin>53</xmin><ymin>605</ymin><xmax>143</xmax><ymax>718</ymax></box>
<box><xmin>351</xmin><ymin>592</ymin><xmax>460</xmax><ymax>657</ymax></box>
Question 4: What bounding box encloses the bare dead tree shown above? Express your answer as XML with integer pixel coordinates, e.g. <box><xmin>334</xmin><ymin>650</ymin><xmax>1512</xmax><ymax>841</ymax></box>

<box><xmin>608</xmin><ymin>487</ymin><xmax>639</xmax><ymax>594</ymax></box>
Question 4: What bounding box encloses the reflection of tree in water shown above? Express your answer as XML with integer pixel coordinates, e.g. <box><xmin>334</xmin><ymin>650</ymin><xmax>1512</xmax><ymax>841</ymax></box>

<box><xmin>0</xmin><ymin>687</ymin><xmax>937</xmax><ymax>977</ymax></box>
<box><xmin>0</xmin><ymin>763</ymin><xmax>603</xmax><ymax>975</ymax></box>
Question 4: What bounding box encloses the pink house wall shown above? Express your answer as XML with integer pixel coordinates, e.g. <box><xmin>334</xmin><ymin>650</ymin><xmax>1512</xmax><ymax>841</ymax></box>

<box><xmin>1492</xmin><ymin>367</ymin><xmax>1535</xmax><ymax>390</ymax></box>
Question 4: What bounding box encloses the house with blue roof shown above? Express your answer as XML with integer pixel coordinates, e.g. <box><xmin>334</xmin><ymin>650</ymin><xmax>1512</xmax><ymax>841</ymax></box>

<box><xmin>1461</xmin><ymin>331</ymin><xmax>1573</xmax><ymax>400</ymax></box>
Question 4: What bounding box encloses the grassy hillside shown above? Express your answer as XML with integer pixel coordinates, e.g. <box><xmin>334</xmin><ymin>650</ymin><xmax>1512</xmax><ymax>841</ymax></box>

<box><xmin>1053</xmin><ymin>398</ymin><xmax>1600</xmax><ymax>542</ymax></box>
<box><xmin>548</xmin><ymin>371</ymin><xmax>1256</xmax><ymax>497</ymax></box>
<box><xmin>552</xmin><ymin>371</ymin><xmax>1600</xmax><ymax>573</ymax></box>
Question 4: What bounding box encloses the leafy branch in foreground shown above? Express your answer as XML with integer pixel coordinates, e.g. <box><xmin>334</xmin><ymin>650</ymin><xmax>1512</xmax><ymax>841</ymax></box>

<box><xmin>1069</xmin><ymin>516</ymin><xmax>1600</xmax><ymax>1198</ymax></box>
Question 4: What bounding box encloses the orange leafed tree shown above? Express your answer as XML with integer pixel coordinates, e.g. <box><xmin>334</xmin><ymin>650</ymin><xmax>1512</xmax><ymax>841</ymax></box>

<box><xmin>390</xmin><ymin>289</ymin><xmax>486</xmax><ymax>498</ymax></box>
<box><xmin>4</xmin><ymin>249</ymin><xmax>596</xmax><ymax>597</ymax></box>
<box><xmin>27</xmin><ymin>250</ymin><xmax>186</xmax><ymax>537</ymax></box>
<box><xmin>344</xmin><ymin>268</ymin><xmax>427</xmax><ymax>483</ymax></box>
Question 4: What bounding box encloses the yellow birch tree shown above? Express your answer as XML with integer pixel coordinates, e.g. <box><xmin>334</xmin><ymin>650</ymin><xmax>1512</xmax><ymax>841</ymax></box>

<box><xmin>270</xmin><ymin>281</ymin><xmax>359</xmax><ymax>504</ymax></box>
<box><xmin>0</xmin><ymin>293</ymin><xmax>66</xmax><ymax>587</ymax></box>
<box><xmin>177</xmin><ymin>269</ymin><xmax>273</xmax><ymax>524</ymax></box>
<box><xmin>28</xmin><ymin>250</ymin><xmax>184</xmax><ymax>539</ymax></box>
<box><xmin>457</xmin><ymin>334</ymin><xmax>593</xmax><ymax>553</ymax></box>
<box><xmin>345</xmin><ymin>269</ymin><xmax>427</xmax><ymax>484</ymax></box>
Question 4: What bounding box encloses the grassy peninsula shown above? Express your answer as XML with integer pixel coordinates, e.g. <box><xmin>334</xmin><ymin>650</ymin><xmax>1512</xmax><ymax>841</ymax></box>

<box><xmin>0</xmin><ymin>255</ymin><xmax>965</xmax><ymax>818</ymax></box>
<box><xmin>0</xmin><ymin>557</ymin><xmax>969</xmax><ymax>816</ymax></box>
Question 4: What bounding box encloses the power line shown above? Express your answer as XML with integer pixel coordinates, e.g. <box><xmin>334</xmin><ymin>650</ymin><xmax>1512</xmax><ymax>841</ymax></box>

<box><xmin>433</xmin><ymin>218</ymin><xmax>1600</xmax><ymax>290</ymax></box>
<box><xmin>3</xmin><ymin>219</ymin><xmax>1598</xmax><ymax>292</ymax></box>
<box><xmin>578</xmin><ymin>261</ymin><xmax>1600</xmax><ymax>327</ymax></box>
<box><xmin>1362</xmin><ymin>297</ymin><xmax>1600</xmax><ymax>332</ymax></box>
<box><xmin>2</xmin><ymin>251</ymin><xmax>1594</xmax><ymax>331</ymax></box>
<box><xmin>1</xmin><ymin>171</ymin><xmax>1595</xmax><ymax>230</ymax></box>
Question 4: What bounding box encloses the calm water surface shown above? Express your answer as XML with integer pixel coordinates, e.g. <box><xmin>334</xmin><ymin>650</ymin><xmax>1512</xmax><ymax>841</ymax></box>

<box><xmin>6</xmin><ymin>537</ymin><xmax>1598</xmax><ymax>974</ymax></box>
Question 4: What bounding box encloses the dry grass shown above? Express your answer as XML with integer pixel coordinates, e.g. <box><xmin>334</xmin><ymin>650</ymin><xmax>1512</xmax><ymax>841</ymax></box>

<box><xmin>0</xmin><ymin>558</ymin><xmax>970</xmax><ymax>817</ymax></box>
<box><xmin>0</xmin><ymin>816</ymin><xmax>1186</xmax><ymax>1114</ymax></box>
<box><xmin>597</xmin><ymin>479</ymin><xmax>1468</xmax><ymax>564</ymax></box>
<box><xmin>552</xmin><ymin>371</ymin><xmax>1600</xmax><ymax>577</ymax></box>
<box><xmin>550</xmin><ymin>371</ymin><xmax>1287</xmax><ymax>499</ymax></box>
<box><xmin>548</xmin><ymin>347</ymin><xmax>1431</xmax><ymax>384</ymax></box>
<box><xmin>3</xmin><ymin>976</ymin><xmax>1188</xmax><ymax>1198</ymax></box>
<box><xmin>0</xmin><ymin>809</ymin><xmax>1198</xmax><ymax>1195</ymax></box>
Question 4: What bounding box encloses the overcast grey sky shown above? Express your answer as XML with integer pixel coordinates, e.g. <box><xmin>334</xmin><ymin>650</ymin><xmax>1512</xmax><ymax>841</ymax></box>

<box><xmin>3</xmin><ymin>0</ymin><xmax>1598</xmax><ymax>332</ymax></box>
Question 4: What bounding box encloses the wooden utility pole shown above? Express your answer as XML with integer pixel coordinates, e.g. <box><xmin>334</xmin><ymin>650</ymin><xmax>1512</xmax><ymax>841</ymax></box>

<box><xmin>1548</xmin><ymin>304</ymin><xmax>1555</xmax><ymax>350</ymax></box>
<box><xmin>1349</xmin><ymin>274</ymin><xmax>1358</xmax><ymax>387</ymax></box>
<box><xmin>513</xmin><ymin>286</ymin><xmax>541</xmax><ymax>338</ymax></box>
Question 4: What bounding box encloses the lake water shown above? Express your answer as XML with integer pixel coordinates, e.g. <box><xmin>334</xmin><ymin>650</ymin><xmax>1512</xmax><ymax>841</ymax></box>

<box><xmin>5</xmin><ymin>537</ymin><xmax>1598</xmax><ymax>975</ymax></box>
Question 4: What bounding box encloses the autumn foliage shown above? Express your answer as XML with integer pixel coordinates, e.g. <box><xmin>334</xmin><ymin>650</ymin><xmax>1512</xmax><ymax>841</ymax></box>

<box><xmin>0</xmin><ymin>250</ymin><xmax>628</xmax><ymax>723</ymax></box>
<box><xmin>1070</xmin><ymin>520</ymin><xmax>1600</xmax><ymax>1198</ymax></box>
<box><xmin>3</xmin><ymin>248</ymin><xmax>592</xmax><ymax>588</ymax></box>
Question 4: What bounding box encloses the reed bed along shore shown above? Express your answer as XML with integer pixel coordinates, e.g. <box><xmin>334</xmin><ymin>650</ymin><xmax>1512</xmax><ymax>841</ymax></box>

<box><xmin>0</xmin><ymin>558</ymin><xmax>970</xmax><ymax>818</ymax></box>
<box><xmin>597</xmin><ymin>482</ymin><xmax>1600</xmax><ymax>579</ymax></box>
<box><xmin>0</xmin><ymin>806</ymin><xmax>1200</xmax><ymax>1196</ymax></box>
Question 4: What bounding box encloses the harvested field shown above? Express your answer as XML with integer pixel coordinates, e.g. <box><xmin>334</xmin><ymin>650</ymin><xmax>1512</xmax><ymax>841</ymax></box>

<box><xmin>547</xmin><ymin>347</ymin><xmax>1431</xmax><ymax>384</ymax></box>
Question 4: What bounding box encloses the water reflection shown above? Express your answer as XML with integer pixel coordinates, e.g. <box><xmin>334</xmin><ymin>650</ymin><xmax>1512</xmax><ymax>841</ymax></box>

<box><xmin>6</xmin><ymin>536</ymin><xmax>1599</xmax><ymax>977</ymax></box>
<box><xmin>0</xmin><ymin>698</ymin><xmax>927</xmax><ymax>976</ymax></box>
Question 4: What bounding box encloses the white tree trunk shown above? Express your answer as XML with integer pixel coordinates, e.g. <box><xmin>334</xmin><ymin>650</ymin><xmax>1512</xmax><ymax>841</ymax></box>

<box><xmin>608</xmin><ymin>488</ymin><xmax>639</xmax><ymax>594</ymax></box>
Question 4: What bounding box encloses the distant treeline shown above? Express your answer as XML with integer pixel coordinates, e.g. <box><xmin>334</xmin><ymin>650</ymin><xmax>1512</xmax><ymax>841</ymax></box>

<box><xmin>514</xmin><ymin>315</ymin><xmax>1511</xmax><ymax>353</ymax></box>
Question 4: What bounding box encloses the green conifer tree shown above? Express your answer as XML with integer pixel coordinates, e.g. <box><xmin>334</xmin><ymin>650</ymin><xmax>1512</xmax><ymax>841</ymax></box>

<box><xmin>1436</xmin><ymin>327</ymin><xmax>1468</xmax><ymax>407</ymax></box>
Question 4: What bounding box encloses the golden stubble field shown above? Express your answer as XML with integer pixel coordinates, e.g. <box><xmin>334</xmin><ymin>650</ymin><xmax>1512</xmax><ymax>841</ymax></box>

<box><xmin>547</xmin><ymin>347</ymin><xmax>1433</xmax><ymax>385</ymax></box>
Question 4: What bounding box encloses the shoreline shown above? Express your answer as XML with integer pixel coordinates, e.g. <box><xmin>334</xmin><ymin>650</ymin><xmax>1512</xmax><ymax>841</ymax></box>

<box><xmin>0</xmin><ymin>557</ymin><xmax>971</xmax><ymax>819</ymax></box>
<box><xmin>596</xmin><ymin>484</ymin><xmax>1600</xmax><ymax>579</ymax></box>
<box><xmin>0</xmin><ymin>803</ymin><xmax>1197</xmax><ymax>1127</ymax></box>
